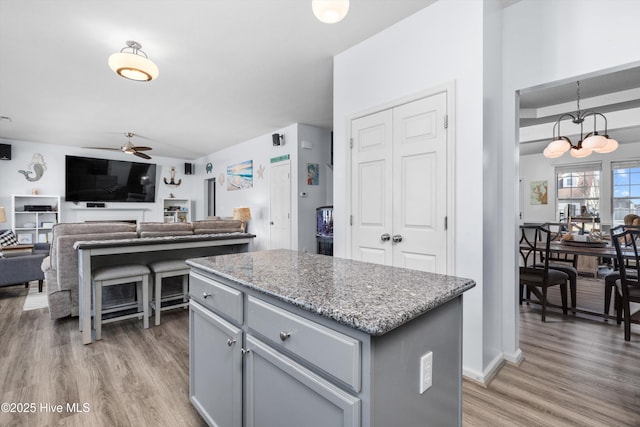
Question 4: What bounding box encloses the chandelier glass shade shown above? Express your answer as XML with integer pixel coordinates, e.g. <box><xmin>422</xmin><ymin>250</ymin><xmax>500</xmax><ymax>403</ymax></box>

<box><xmin>108</xmin><ymin>41</ymin><xmax>159</xmax><ymax>82</ymax></box>
<box><xmin>543</xmin><ymin>81</ymin><xmax>618</xmax><ymax>159</ymax></box>
<box><xmin>312</xmin><ymin>0</ymin><xmax>349</xmax><ymax>24</ymax></box>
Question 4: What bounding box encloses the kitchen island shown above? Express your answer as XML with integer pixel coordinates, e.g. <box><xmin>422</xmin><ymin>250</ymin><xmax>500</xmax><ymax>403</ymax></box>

<box><xmin>187</xmin><ymin>249</ymin><xmax>475</xmax><ymax>427</ymax></box>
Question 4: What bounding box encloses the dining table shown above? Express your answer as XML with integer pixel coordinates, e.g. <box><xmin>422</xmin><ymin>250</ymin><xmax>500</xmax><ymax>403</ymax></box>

<box><xmin>523</xmin><ymin>239</ymin><xmax>638</xmax><ymax>322</ymax></box>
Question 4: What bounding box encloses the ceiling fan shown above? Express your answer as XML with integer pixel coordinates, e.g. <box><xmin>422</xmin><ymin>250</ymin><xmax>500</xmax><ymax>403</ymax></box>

<box><xmin>86</xmin><ymin>132</ymin><xmax>153</xmax><ymax>159</ymax></box>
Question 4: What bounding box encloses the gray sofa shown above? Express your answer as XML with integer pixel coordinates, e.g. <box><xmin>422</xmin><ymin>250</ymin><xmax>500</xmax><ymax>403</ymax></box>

<box><xmin>42</xmin><ymin>220</ymin><xmax>244</xmax><ymax>320</ymax></box>
<box><xmin>0</xmin><ymin>236</ymin><xmax>50</xmax><ymax>291</ymax></box>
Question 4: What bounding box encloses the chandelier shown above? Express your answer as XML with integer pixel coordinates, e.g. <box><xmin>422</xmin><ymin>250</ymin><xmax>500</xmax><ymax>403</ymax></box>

<box><xmin>108</xmin><ymin>40</ymin><xmax>159</xmax><ymax>82</ymax></box>
<box><xmin>543</xmin><ymin>81</ymin><xmax>618</xmax><ymax>159</ymax></box>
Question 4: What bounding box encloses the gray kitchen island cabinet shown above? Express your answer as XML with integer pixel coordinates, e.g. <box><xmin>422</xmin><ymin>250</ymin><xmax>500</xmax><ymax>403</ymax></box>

<box><xmin>187</xmin><ymin>249</ymin><xmax>475</xmax><ymax>427</ymax></box>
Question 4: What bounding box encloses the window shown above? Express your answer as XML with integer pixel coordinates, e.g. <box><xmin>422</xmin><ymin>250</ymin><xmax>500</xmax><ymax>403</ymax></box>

<box><xmin>612</xmin><ymin>161</ymin><xmax>640</xmax><ymax>226</ymax></box>
<box><xmin>555</xmin><ymin>163</ymin><xmax>601</xmax><ymax>221</ymax></box>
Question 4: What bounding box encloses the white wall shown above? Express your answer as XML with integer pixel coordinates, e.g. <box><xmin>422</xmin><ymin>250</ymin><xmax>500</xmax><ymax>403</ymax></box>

<box><xmin>333</xmin><ymin>0</ymin><xmax>489</xmax><ymax>379</ymax></box>
<box><xmin>194</xmin><ymin>124</ymin><xmax>298</xmax><ymax>252</ymax></box>
<box><xmin>0</xmin><ymin>139</ymin><xmax>196</xmax><ymax>229</ymax></box>
<box><xmin>502</xmin><ymin>0</ymin><xmax>640</xmax><ymax>360</ymax></box>
<box><xmin>194</xmin><ymin>123</ymin><xmax>332</xmax><ymax>252</ymax></box>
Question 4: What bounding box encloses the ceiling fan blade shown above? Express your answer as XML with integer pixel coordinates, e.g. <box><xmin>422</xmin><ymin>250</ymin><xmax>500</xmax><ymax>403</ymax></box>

<box><xmin>83</xmin><ymin>147</ymin><xmax>122</xmax><ymax>151</ymax></box>
<box><xmin>132</xmin><ymin>146</ymin><xmax>152</xmax><ymax>151</ymax></box>
<box><xmin>133</xmin><ymin>151</ymin><xmax>152</xmax><ymax>160</ymax></box>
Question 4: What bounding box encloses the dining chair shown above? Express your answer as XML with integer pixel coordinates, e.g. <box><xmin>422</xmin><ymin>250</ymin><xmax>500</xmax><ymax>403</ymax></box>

<box><xmin>610</xmin><ymin>227</ymin><xmax>640</xmax><ymax>341</ymax></box>
<box><xmin>519</xmin><ymin>224</ymin><xmax>569</xmax><ymax>322</ymax></box>
<box><xmin>538</xmin><ymin>222</ymin><xmax>578</xmax><ymax>309</ymax></box>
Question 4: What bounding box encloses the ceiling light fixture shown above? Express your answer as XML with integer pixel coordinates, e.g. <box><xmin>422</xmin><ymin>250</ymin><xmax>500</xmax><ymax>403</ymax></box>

<box><xmin>312</xmin><ymin>0</ymin><xmax>349</xmax><ymax>24</ymax></box>
<box><xmin>543</xmin><ymin>81</ymin><xmax>618</xmax><ymax>159</ymax></box>
<box><xmin>108</xmin><ymin>40</ymin><xmax>159</xmax><ymax>82</ymax></box>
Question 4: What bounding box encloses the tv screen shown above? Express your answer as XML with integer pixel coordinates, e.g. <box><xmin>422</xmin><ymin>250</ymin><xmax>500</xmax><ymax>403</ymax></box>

<box><xmin>65</xmin><ymin>155</ymin><xmax>157</xmax><ymax>202</ymax></box>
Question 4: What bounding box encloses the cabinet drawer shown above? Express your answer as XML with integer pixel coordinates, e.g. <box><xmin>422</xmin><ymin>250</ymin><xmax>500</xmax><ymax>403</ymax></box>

<box><xmin>247</xmin><ymin>296</ymin><xmax>361</xmax><ymax>391</ymax></box>
<box><xmin>190</xmin><ymin>272</ymin><xmax>243</xmax><ymax>324</ymax></box>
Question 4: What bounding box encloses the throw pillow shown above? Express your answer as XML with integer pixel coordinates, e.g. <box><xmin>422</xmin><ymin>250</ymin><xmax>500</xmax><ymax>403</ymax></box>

<box><xmin>0</xmin><ymin>229</ymin><xmax>19</xmax><ymax>247</ymax></box>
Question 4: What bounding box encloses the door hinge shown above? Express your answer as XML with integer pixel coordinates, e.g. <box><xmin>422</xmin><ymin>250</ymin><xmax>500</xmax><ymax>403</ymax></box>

<box><xmin>444</xmin><ymin>115</ymin><xmax>448</xmax><ymax>129</ymax></box>
<box><xmin>350</xmin><ymin>138</ymin><xmax>354</xmax><ymax>149</ymax></box>
<box><xmin>444</xmin><ymin>216</ymin><xmax>448</xmax><ymax>230</ymax></box>
<box><xmin>350</xmin><ymin>215</ymin><xmax>353</xmax><ymax>226</ymax></box>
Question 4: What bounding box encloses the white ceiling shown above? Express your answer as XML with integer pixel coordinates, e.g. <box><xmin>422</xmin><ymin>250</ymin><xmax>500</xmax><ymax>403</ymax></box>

<box><xmin>519</xmin><ymin>64</ymin><xmax>640</xmax><ymax>156</ymax></box>
<box><xmin>0</xmin><ymin>0</ymin><xmax>438</xmax><ymax>160</ymax></box>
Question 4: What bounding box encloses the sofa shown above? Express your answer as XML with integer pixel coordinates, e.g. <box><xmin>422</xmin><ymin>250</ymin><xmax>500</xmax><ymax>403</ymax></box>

<box><xmin>42</xmin><ymin>219</ymin><xmax>244</xmax><ymax>320</ymax></box>
<box><xmin>0</xmin><ymin>234</ymin><xmax>50</xmax><ymax>291</ymax></box>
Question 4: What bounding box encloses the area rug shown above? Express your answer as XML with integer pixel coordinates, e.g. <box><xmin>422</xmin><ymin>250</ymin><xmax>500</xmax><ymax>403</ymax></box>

<box><xmin>23</xmin><ymin>282</ymin><xmax>48</xmax><ymax>311</ymax></box>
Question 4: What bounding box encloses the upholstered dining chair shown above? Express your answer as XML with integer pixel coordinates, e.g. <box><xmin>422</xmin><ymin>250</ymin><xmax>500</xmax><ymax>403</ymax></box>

<box><xmin>519</xmin><ymin>224</ymin><xmax>569</xmax><ymax>322</ymax></box>
<box><xmin>611</xmin><ymin>227</ymin><xmax>640</xmax><ymax>341</ymax></box>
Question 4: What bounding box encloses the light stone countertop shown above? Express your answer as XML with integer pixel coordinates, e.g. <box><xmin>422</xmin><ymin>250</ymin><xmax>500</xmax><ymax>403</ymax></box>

<box><xmin>187</xmin><ymin>249</ymin><xmax>476</xmax><ymax>336</ymax></box>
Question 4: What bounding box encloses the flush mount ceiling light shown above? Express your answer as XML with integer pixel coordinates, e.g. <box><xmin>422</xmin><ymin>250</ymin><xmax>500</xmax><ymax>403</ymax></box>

<box><xmin>108</xmin><ymin>40</ymin><xmax>159</xmax><ymax>82</ymax></box>
<box><xmin>312</xmin><ymin>0</ymin><xmax>349</xmax><ymax>24</ymax></box>
<box><xmin>543</xmin><ymin>81</ymin><xmax>618</xmax><ymax>159</ymax></box>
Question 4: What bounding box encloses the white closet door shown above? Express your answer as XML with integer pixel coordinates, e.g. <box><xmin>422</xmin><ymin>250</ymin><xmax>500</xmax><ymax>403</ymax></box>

<box><xmin>350</xmin><ymin>109</ymin><xmax>393</xmax><ymax>266</ymax></box>
<box><xmin>351</xmin><ymin>91</ymin><xmax>448</xmax><ymax>273</ymax></box>
<box><xmin>392</xmin><ymin>92</ymin><xmax>447</xmax><ymax>273</ymax></box>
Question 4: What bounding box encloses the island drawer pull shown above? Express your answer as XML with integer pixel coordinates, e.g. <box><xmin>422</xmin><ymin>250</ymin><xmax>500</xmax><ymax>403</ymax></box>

<box><xmin>227</xmin><ymin>338</ymin><xmax>237</xmax><ymax>347</ymax></box>
<box><xmin>279</xmin><ymin>331</ymin><xmax>291</xmax><ymax>341</ymax></box>
<box><xmin>203</xmin><ymin>292</ymin><xmax>212</xmax><ymax>299</ymax></box>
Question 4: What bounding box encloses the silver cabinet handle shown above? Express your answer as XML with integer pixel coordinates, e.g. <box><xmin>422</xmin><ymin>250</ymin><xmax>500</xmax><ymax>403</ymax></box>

<box><xmin>279</xmin><ymin>331</ymin><xmax>291</xmax><ymax>341</ymax></box>
<box><xmin>380</xmin><ymin>233</ymin><xmax>391</xmax><ymax>242</ymax></box>
<box><xmin>227</xmin><ymin>338</ymin><xmax>237</xmax><ymax>347</ymax></box>
<box><xmin>392</xmin><ymin>234</ymin><xmax>403</xmax><ymax>243</ymax></box>
<box><xmin>203</xmin><ymin>292</ymin><xmax>212</xmax><ymax>299</ymax></box>
<box><xmin>241</xmin><ymin>348</ymin><xmax>251</xmax><ymax>355</ymax></box>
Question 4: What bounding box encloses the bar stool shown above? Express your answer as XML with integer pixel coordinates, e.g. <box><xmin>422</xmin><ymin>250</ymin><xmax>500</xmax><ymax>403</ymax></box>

<box><xmin>92</xmin><ymin>264</ymin><xmax>150</xmax><ymax>340</ymax></box>
<box><xmin>148</xmin><ymin>259</ymin><xmax>190</xmax><ymax>326</ymax></box>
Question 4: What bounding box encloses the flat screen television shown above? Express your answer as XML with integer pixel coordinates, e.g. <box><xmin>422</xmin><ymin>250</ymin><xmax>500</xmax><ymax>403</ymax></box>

<box><xmin>65</xmin><ymin>155</ymin><xmax>157</xmax><ymax>202</ymax></box>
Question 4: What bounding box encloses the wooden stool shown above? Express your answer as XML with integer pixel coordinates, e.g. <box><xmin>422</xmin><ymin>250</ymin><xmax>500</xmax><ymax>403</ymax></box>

<box><xmin>92</xmin><ymin>264</ymin><xmax>150</xmax><ymax>340</ymax></box>
<box><xmin>148</xmin><ymin>260</ymin><xmax>190</xmax><ymax>326</ymax></box>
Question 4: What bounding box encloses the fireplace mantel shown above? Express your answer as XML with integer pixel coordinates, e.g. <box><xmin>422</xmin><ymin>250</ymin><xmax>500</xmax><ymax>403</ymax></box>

<box><xmin>68</xmin><ymin>206</ymin><xmax>153</xmax><ymax>223</ymax></box>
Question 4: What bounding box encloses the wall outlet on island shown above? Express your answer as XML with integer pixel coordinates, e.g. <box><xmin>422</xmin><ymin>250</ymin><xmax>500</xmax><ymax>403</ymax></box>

<box><xmin>419</xmin><ymin>351</ymin><xmax>433</xmax><ymax>394</ymax></box>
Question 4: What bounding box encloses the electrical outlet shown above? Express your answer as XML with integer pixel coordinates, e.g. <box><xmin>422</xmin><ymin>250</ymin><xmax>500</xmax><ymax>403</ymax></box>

<box><xmin>419</xmin><ymin>351</ymin><xmax>433</xmax><ymax>394</ymax></box>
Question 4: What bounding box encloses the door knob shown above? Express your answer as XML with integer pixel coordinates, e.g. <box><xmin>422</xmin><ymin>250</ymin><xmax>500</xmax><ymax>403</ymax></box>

<box><xmin>227</xmin><ymin>338</ymin><xmax>237</xmax><ymax>347</ymax></box>
<box><xmin>392</xmin><ymin>234</ymin><xmax>403</xmax><ymax>243</ymax></box>
<box><xmin>380</xmin><ymin>233</ymin><xmax>391</xmax><ymax>242</ymax></box>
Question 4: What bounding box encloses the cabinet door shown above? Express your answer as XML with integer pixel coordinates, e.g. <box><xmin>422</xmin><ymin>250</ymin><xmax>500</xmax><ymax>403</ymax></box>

<box><xmin>244</xmin><ymin>335</ymin><xmax>360</xmax><ymax>427</ymax></box>
<box><xmin>190</xmin><ymin>300</ymin><xmax>243</xmax><ymax>427</ymax></box>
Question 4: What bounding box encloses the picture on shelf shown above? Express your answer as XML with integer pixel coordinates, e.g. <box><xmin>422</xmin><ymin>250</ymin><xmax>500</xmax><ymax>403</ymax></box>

<box><xmin>17</xmin><ymin>233</ymin><xmax>33</xmax><ymax>244</ymax></box>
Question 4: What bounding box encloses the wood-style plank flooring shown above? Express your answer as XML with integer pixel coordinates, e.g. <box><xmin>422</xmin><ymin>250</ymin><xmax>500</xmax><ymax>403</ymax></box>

<box><xmin>1</xmin><ymin>277</ymin><xmax>639</xmax><ymax>426</ymax></box>
<box><xmin>463</xmin><ymin>277</ymin><xmax>640</xmax><ymax>426</ymax></box>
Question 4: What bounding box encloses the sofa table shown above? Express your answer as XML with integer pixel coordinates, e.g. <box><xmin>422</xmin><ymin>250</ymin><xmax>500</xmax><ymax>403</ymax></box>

<box><xmin>75</xmin><ymin>233</ymin><xmax>255</xmax><ymax>344</ymax></box>
<box><xmin>187</xmin><ymin>249</ymin><xmax>475</xmax><ymax>427</ymax></box>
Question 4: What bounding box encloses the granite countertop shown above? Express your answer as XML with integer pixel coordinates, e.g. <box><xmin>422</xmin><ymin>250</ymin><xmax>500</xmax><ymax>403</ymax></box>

<box><xmin>187</xmin><ymin>249</ymin><xmax>475</xmax><ymax>336</ymax></box>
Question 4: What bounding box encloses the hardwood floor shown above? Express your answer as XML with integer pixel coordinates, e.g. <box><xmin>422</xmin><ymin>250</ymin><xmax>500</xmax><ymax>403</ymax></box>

<box><xmin>0</xmin><ymin>284</ymin><xmax>206</xmax><ymax>427</ymax></box>
<box><xmin>463</xmin><ymin>277</ymin><xmax>640</xmax><ymax>426</ymax></box>
<box><xmin>0</xmin><ymin>277</ymin><xmax>638</xmax><ymax>426</ymax></box>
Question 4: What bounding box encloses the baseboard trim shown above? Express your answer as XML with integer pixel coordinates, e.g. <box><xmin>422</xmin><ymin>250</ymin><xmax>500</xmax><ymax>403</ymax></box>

<box><xmin>462</xmin><ymin>353</ymin><xmax>505</xmax><ymax>387</ymax></box>
<box><xmin>503</xmin><ymin>348</ymin><xmax>525</xmax><ymax>366</ymax></box>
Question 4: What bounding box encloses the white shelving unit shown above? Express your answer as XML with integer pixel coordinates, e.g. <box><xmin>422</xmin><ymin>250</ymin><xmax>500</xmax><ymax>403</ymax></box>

<box><xmin>11</xmin><ymin>194</ymin><xmax>61</xmax><ymax>244</ymax></box>
<box><xmin>162</xmin><ymin>198</ymin><xmax>191</xmax><ymax>223</ymax></box>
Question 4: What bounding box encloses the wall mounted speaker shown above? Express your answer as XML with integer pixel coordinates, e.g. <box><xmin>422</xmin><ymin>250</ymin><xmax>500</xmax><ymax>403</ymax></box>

<box><xmin>0</xmin><ymin>143</ymin><xmax>10</xmax><ymax>160</ymax></box>
<box><xmin>185</xmin><ymin>163</ymin><xmax>194</xmax><ymax>175</ymax></box>
<box><xmin>272</xmin><ymin>133</ymin><xmax>282</xmax><ymax>146</ymax></box>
